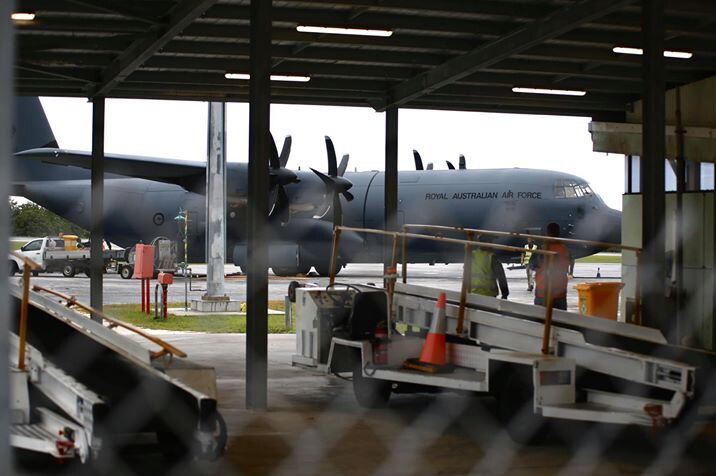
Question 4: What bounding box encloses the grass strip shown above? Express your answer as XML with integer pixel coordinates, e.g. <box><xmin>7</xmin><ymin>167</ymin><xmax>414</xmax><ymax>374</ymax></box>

<box><xmin>105</xmin><ymin>301</ymin><xmax>295</xmax><ymax>334</ymax></box>
<box><xmin>577</xmin><ymin>253</ymin><xmax>621</xmax><ymax>264</ymax></box>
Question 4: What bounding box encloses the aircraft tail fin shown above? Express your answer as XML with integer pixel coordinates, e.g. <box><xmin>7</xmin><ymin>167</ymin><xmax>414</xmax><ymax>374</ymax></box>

<box><xmin>13</xmin><ymin>97</ymin><xmax>58</xmax><ymax>153</ymax></box>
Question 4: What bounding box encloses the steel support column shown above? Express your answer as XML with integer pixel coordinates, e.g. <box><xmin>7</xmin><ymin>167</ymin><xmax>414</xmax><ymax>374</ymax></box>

<box><xmin>384</xmin><ymin>107</ymin><xmax>399</xmax><ymax>269</ymax></box>
<box><xmin>640</xmin><ymin>0</ymin><xmax>667</xmax><ymax>338</ymax></box>
<box><xmin>686</xmin><ymin>161</ymin><xmax>701</xmax><ymax>191</ymax></box>
<box><xmin>0</xmin><ymin>2</ymin><xmax>13</xmax><ymax>472</ymax></box>
<box><xmin>246</xmin><ymin>0</ymin><xmax>271</xmax><ymax>410</ymax></box>
<box><xmin>203</xmin><ymin>101</ymin><xmax>228</xmax><ymax>300</ymax></box>
<box><xmin>90</xmin><ymin>97</ymin><xmax>105</xmax><ymax>320</ymax></box>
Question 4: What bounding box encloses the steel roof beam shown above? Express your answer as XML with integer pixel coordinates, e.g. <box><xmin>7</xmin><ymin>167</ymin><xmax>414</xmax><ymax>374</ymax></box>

<box><xmin>63</xmin><ymin>0</ymin><xmax>162</xmax><ymax>25</ymax></box>
<box><xmin>90</xmin><ymin>0</ymin><xmax>218</xmax><ymax>97</ymax></box>
<box><xmin>375</xmin><ymin>0</ymin><xmax>636</xmax><ymax>111</ymax></box>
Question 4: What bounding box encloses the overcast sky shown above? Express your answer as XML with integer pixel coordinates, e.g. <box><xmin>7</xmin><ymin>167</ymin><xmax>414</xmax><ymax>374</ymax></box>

<box><xmin>39</xmin><ymin>96</ymin><xmax>625</xmax><ymax>210</ymax></box>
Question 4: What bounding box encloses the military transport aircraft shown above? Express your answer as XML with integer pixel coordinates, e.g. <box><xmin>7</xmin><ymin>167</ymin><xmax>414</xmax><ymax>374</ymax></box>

<box><xmin>12</xmin><ymin>97</ymin><xmax>621</xmax><ymax>276</ymax></box>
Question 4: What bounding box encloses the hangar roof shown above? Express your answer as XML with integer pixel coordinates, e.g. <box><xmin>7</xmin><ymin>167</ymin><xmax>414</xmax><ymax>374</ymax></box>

<box><xmin>12</xmin><ymin>0</ymin><xmax>716</xmax><ymax>120</ymax></box>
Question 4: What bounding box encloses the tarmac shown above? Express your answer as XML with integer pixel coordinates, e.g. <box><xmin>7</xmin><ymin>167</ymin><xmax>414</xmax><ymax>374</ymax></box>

<box><xmin>24</xmin><ymin>261</ymin><xmax>621</xmax><ymax>310</ymax></box>
<box><xmin>15</xmin><ymin>262</ymin><xmax>714</xmax><ymax>475</ymax></box>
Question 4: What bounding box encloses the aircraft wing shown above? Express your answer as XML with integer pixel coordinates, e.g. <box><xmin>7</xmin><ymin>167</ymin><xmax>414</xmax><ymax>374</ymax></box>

<box><xmin>15</xmin><ymin>148</ymin><xmax>206</xmax><ymax>192</ymax></box>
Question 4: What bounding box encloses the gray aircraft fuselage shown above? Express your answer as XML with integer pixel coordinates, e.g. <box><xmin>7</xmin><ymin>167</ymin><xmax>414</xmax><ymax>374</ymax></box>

<box><xmin>11</xmin><ymin>96</ymin><xmax>621</xmax><ymax>273</ymax></box>
<box><xmin>13</xmin><ymin>158</ymin><xmax>621</xmax><ymax>272</ymax></box>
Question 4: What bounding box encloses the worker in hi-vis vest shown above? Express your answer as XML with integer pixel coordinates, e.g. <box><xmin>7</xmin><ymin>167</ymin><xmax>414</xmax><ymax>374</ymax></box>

<box><xmin>521</xmin><ymin>237</ymin><xmax>536</xmax><ymax>292</ymax></box>
<box><xmin>470</xmin><ymin>235</ymin><xmax>509</xmax><ymax>299</ymax></box>
<box><xmin>531</xmin><ymin>222</ymin><xmax>571</xmax><ymax>310</ymax></box>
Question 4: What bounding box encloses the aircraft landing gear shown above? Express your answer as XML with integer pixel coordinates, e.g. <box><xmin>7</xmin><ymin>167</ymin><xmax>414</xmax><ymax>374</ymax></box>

<box><xmin>314</xmin><ymin>260</ymin><xmax>342</xmax><ymax>277</ymax></box>
<box><xmin>271</xmin><ymin>265</ymin><xmax>311</xmax><ymax>277</ymax></box>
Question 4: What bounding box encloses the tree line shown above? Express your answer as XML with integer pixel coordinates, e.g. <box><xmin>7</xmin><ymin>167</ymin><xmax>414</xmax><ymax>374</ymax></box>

<box><xmin>9</xmin><ymin>199</ymin><xmax>88</xmax><ymax>238</ymax></box>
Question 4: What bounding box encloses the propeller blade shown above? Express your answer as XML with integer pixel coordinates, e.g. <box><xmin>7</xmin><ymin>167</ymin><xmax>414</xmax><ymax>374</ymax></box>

<box><xmin>427</xmin><ymin>163</ymin><xmax>433</xmax><ymax>170</ymax></box>
<box><xmin>279</xmin><ymin>135</ymin><xmax>292</xmax><ymax>167</ymax></box>
<box><xmin>324</xmin><ymin>136</ymin><xmax>338</xmax><ymax>177</ymax></box>
<box><xmin>337</xmin><ymin>154</ymin><xmax>349</xmax><ymax>177</ymax></box>
<box><xmin>333</xmin><ymin>194</ymin><xmax>343</xmax><ymax>227</ymax></box>
<box><xmin>341</xmin><ymin>190</ymin><xmax>354</xmax><ymax>202</ymax></box>
<box><xmin>271</xmin><ymin>185</ymin><xmax>290</xmax><ymax>225</ymax></box>
<box><xmin>310</xmin><ymin>167</ymin><xmax>334</xmax><ymax>187</ymax></box>
<box><xmin>269</xmin><ymin>133</ymin><xmax>280</xmax><ymax>170</ymax></box>
<box><xmin>446</xmin><ymin>160</ymin><xmax>455</xmax><ymax>170</ymax></box>
<box><xmin>413</xmin><ymin>150</ymin><xmax>424</xmax><ymax>170</ymax></box>
<box><xmin>459</xmin><ymin>154</ymin><xmax>466</xmax><ymax>170</ymax></box>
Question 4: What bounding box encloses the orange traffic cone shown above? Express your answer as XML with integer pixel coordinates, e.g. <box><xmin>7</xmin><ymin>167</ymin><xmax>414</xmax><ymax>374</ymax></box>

<box><xmin>403</xmin><ymin>292</ymin><xmax>454</xmax><ymax>374</ymax></box>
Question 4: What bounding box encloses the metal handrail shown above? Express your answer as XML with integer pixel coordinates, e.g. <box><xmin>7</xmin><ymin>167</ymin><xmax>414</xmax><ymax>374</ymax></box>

<box><xmin>402</xmin><ymin>224</ymin><xmax>641</xmax><ymax>325</ymax></box>
<box><xmin>10</xmin><ymin>252</ymin><xmax>41</xmax><ymax>371</ymax></box>
<box><xmin>31</xmin><ymin>285</ymin><xmax>187</xmax><ymax>360</ymax></box>
<box><xmin>329</xmin><ymin>226</ymin><xmax>558</xmax><ymax>354</ymax></box>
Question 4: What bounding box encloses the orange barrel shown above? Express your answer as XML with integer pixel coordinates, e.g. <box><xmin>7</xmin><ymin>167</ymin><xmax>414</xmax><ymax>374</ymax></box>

<box><xmin>573</xmin><ymin>282</ymin><xmax>624</xmax><ymax>320</ymax></box>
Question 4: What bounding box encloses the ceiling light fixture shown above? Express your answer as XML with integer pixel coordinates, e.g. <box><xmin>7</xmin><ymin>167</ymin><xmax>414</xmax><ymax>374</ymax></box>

<box><xmin>612</xmin><ymin>46</ymin><xmax>693</xmax><ymax>59</ymax></box>
<box><xmin>225</xmin><ymin>73</ymin><xmax>311</xmax><ymax>82</ymax></box>
<box><xmin>11</xmin><ymin>12</ymin><xmax>36</xmax><ymax>21</ymax></box>
<box><xmin>512</xmin><ymin>87</ymin><xmax>586</xmax><ymax>97</ymax></box>
<box><xmin>296</xmin><ymin>25</ymin><xmax>393</xmax><ymax>37</ymax></box>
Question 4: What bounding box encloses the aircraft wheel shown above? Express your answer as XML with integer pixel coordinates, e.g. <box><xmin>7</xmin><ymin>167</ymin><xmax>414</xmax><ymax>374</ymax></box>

<box><xmin>9</xmin><ymin>261</ymin><xmax>18</xmax><ymax>276</ymax></box>
<box><xmin>271</xmin><ymin>266</ymin><xmax>298</xmax><ymax>277</ymax></box>
<box><xmin>314</xmin><ymin>261</ymin><xmax>342</xmax><ymax>277</ymax></box>
<box><xmin>62</xmin><ymin>263</ymin><xmax>76</xmax><ymax>278</ymax></box>
<box><xmin>352</xmin><ymin>361</ymin><xmax>391</xmax><ymax>408</ymax></box>
<box><xmin>120</xmin><ymin>265</ymin><xmax>133</xmax><ymax>279</ymax></box>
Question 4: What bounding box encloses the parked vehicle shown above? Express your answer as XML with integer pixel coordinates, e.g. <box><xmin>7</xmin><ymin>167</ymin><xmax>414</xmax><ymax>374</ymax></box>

<box><xmin>117</xmin><ymin>237</ymin><xmax>178</xmax><ymax>280</ymax></box>
<box><xmin>10</xmin><ymin>236</ymin><xmax>118</xmax><ymax>277</ymax></box>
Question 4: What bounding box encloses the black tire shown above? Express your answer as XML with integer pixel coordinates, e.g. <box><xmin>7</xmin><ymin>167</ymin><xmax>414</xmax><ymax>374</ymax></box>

<box><xmin>271</xmin><ymin>266</ymin><xmax>296</xmax><ymax>277</ymax></box>
<box><xmin>31</xmin><ymin>270</ymin><xmax>39</xmax><ymax>277</ymax></box>
<box><xmin>495</xmin><ymin>365</ymin><xmax>549</xmax><ymax>445</ymax></box>
<box><xmin>62</xmin><ymin>263</ymin><xmax>76</xmax><ymax>278</ymax></box>
<box><xmin>272</xmin><ymin>262</ymin><xmax>311</xmax><ymax>277</ymax></box>
<box><xmin>9</xmin><ymin>261</ymin><xmax>18</xmax><ymax>276</ymax></box>
<box><xmin>120</xmin><ymin>265</ymin><xmax>133</xmax><ymax>279</ymax></box>
<box><xmin>314</xmin><ymin>261</ymin><xmax>342</xmax><ymax>277</ymax></box>
<box><xmin>352</xmin><ymin>362</ymin><xmax>391</xmax><ymax>408</ymax></box>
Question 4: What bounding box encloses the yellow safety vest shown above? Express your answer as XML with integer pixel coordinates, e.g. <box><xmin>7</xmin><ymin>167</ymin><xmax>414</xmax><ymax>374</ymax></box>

<box><xmin>524</xmin><ymin>243</ymin><xmax>536</xmax><ymax>263</ymax></box>
<box><xmin>471</xmin><ymin>249</ymin><xmax>497</xmax><ymax>297</ymax></box>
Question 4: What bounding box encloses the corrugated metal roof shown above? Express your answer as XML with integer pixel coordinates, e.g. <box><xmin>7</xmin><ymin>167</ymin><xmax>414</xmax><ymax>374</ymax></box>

<box><xmin>12</xmin><ymin>0</ymin><xmax>716</xmax><ymax>120</ymax></box>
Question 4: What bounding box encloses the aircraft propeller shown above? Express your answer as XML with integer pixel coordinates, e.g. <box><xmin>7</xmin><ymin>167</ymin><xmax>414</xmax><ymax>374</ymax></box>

<box><xmin>413</xmin><ymin>150</ymin><xmax>424</xmax><ymax>170</ymax></box>
<box><xmin>426</xmin><ymin>162</ymin><xmax>433</xmax><ymax>170</ymax></box>
<box><xmin>459</xmin><ymin>154</ymin><xmax>466</xmax><ymax>170</ymax></box>
<box><xmin>269</xmin><ymin>134</ymin><xmax>299</xmax><ymax>225</ymax></box>
<box><xmin>311</xmin><ymin>136</ymin><xmax>354</xmax><ymax>226</ymax></box>
<box><xmin>446</xmin><ymin>160</ymin><xmax>456</xmax><ymax>170</ymax></box>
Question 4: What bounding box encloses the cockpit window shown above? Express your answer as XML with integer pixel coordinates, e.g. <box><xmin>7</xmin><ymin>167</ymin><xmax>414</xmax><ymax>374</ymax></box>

<box><xmin>554</xmin><ymin>180</ymin><xmax>593</xmax><ymax>199</ymax></box>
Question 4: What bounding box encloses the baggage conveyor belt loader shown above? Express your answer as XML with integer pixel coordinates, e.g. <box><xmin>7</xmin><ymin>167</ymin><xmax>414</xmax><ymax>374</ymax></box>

<box><xmin>292</xmin><ymin>226</ymin><xmax>716</xmax><ymax>444</ymax></box>
<box><xmin>8</xmin><ymin>260</ymin><xmax>226</xmax><ymax>463</ymax></box>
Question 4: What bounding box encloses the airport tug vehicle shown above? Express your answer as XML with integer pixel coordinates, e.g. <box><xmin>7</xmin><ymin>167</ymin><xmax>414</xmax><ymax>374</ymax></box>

<box><xmin>292</xmin><ymin>226</ymin><xmax>714</xmax><ymax>443</ymax></box>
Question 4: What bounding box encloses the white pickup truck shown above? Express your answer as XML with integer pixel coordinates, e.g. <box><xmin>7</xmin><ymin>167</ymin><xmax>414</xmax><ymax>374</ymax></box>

<box><xmin>10</xmin><ymin>236</ymin><xmax>111</xmax><ymax>277</ymax></box>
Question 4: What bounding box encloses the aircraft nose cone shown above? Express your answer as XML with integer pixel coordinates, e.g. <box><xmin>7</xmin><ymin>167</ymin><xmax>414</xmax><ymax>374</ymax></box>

<box><xmin>573</xmin><ymin>206</ymin><xmax>622</xmax><ymax>245</ymax></box>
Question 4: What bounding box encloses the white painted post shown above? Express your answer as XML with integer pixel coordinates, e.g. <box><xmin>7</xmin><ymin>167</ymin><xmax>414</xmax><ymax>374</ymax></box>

<box><xmin>203</xmin><ymin>102</ymin><xmax>228</xmax><ymax>301</ymax></box>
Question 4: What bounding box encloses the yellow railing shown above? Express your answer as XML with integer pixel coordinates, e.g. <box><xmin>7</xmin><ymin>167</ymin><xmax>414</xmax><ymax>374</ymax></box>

<box><xmin>10</xmin><ymin>252</ymin><xmax>41</xmax><ymax>371</ymax></box>
<box><xmin>328</xmin><ymin>226</ymin><xmax>559</xmax><ymax>354</ymax></box>
<box><xmin>31</xmin><ymin>286</ymin><xmax>187</xmax><ymax>360</ymax></box>
<box><xmin>401</xmin><ymin>224</ymin><xmax>641</xmax><ymax>324</ymax></box>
